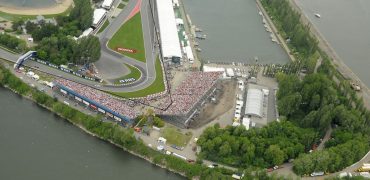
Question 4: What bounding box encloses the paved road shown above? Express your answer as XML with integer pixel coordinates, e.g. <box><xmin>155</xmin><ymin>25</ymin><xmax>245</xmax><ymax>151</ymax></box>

<box><xmin>0</xmin><ymin>0</ymin><xmax>159</xmax><ymax>93</ymax></box>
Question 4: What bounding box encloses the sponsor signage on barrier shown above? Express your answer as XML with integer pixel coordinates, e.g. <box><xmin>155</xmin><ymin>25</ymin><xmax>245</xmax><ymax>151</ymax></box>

<box><xmin>116</xmin><ymin>47</ymin><xmax>137</xmax><ymax>54</ymax></box>
<box><xmin>60</xmin><ymin>89</ymin><xmax>67</xmax><ymax>94</ymax></box>
<box><xmin>90</xmin><ymin>104</ymin><xmax>98</xmax><ymax>110</ymax></box>
<box><xmin>34</xmin><ymin>59</ymin><xmax>101</xmax><ymax>82</ymax></box>
<box><xmin>75</xmin><ymin>96</ymin><xmax>82</xmax><ymax>102</ymax></box>
<box><xmin>98</xmin><ymin>108</ymin><xmax>105</xmax><ymax>114</ymax></box>
<box><xmin>119</xmin><ymin>78</ymin><xmax>136</xmax><ymax>84</ymax></box>
<box><xmin>114</xmin><ymin>116</ymin><xmax>122</xmax><ymax>122</ymax></box>
<box><xmin>106</xmin><ymin>112</ymin><xmax>114</xmax><ymax>118</ymax></box>
<box><xmin>83</xmin><ymin>100</ymin><xmax>89</xmax><ymax>105</ymax></box>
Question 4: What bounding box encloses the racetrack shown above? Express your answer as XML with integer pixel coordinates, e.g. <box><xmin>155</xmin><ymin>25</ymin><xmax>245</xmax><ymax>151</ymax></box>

<box><xmin>0</xmin><ymin>0</ymin><xmax>160</xmax><ymax>94</ymax></box>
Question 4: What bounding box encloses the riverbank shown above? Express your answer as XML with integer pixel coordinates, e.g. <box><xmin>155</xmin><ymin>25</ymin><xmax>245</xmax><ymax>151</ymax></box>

<box><xmin>286</xmin><ymin>0</ymin><xmax>370</xmax><ymax>111</ymax></box>
<box><xmin>0</xmin><ymin>0</ymin><xmax>73</xmax><ymax>15</ymax></box>
<box><xmin>0</xmin><ymin>61</ymin><xmax>234</xmax><ymax>179</ymax></box>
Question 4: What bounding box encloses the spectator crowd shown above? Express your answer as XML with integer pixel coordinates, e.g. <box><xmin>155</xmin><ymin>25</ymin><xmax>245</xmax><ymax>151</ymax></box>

<box><xmin>55</xmin><ymin>79</ymin><xmax>137</xmax><ymax>119</ymax></box>
<box><xmin>54</xmin><ymin>71</ymin><xmax>221</xmax><ymax>119</ymax></box>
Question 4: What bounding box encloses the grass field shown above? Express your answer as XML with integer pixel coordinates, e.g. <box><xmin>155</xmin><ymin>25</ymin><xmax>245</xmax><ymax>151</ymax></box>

<box><xmin>161</xmin><ymin>126</ymin><xmax>192</xmax><ymax>147</ymax></box>
<box><xmin>0</xmin><ymin>6</ymin><xmax>72</xmax><ymax>21</ymax></box>
<box><xmin>108</xmin><ymin>13</ymin><xmax>146</xmax><ymax>62</ymax></box>
<box><xmin>110</xmin><ymin>56</ymin><xmax>165</xmax><ymax>98</ymax></box>
<box><xmin>98</xmin><ymin>20</ymin><xmax>110</xmax><ymax>33</ymax></box>
<box><xmin>114</xmin><ymin>64</ymin><xmax>142</xmax><ymax>84</ymax></box>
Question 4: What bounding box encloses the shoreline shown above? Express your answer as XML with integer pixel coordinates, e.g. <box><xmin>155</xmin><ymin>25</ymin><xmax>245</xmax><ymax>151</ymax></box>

<box><xmin>287</xmin><ymin>0</ymin><xmax>370</xmax><ymax>109</ymax></box>
<box><xmin>0</xmin><ymin>0</ymin><xmax>73</xmax><ymax>15</ymax></box>
<box><xmin>0</xmin><ymin>59</ymin><xmax>188</xmax><ymax>178</ymax></box>
<box><xmin>255</xmin><ymin>0</ymin><xmax>296</xmax><ymax>62</ymax></box>
<box><xmin>1</xmin><ymin>83</ymin><xmax>188</xmax><ymax>178</ymax></box>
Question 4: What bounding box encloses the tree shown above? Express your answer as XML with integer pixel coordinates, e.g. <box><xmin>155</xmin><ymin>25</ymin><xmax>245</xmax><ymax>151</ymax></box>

<box><xmin>265</xmin><ymin>145</ymin><xmax>285</xmax><ymax>166</ymax></box>
<box><xmin>78</xmin><ymin>36</ymin><xmax>101</xmax><ymax>64</ymax></box>
<box><xmin>12</xmin><ymin>20</ymin><xmax>24</xmax><ymax>31</ymax></box>
<box><xmin>278</xmin><ymin>92</ymin><xmax>302</xmax><ymax>116</ymax></box>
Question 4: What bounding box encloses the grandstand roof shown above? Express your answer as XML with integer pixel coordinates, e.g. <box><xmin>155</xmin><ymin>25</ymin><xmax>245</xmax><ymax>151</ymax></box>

<box><xmin>93</xmin><ymin>8</ymin><xmax>107</xmax><ymax>26</ymax></box>
<box><xmin>156</xmin><ymin>0</ymin><xmax>182</xmax><ymax>59</ymax></box>
<box><xmin>245</xmin><ymin>88</ymin><xmax>263</xmax><ymax>118</ymax></box>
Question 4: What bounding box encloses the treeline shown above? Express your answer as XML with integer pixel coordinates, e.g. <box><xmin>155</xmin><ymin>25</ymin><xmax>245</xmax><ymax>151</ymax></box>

<box><xmin>35</xmin><ymin>34</ymin><xmax>101</xmax><ymax>65</ymax></box>
<box><xmin>56</xmin><ymin>0</ymin><xmax>93</xmax><ymax>33</ymax></box>
<box><xmin>23</xmin><ymin>0</ymin><xmax>99</xmax><ymax>65</ymax></box>
<box><xmin>261</xmin><ymin>0</ymin><xmax>319</xmax><ymax>73</ymax></box>
<box><xmin>277</xmin><ymin>72</ymin><xmax>370</xmax><ymax>175</ymax></box>
<box><xmin>0</xmin><ymin>33</ymin><xmax>27</xmax><ymax>53</ymax></box>
<box><xmin>197</xmin><ymin>121</ymin><xmax>317</xmax><ymax>168</ymax></box>
<box><xmin>260</xmin><ymin>0</ymin><xmax>370</xmax><ymax>175</ymax></box>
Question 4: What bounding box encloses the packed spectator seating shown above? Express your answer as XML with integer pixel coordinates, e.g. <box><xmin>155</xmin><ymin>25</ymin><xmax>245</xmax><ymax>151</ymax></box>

<box><xmin>156</xmin><ymin>71</ymin><xmax>222</xmax><ymax>115</ymax></box>
<box><xmin>54</xmin><ymin>71</ymin><xmax>221</xmax><ymax>120</ymax></box>
<box><xmin>55</xmin><ymin>79</ymin><xmax>137</xmax><ymax>119</ymax></box>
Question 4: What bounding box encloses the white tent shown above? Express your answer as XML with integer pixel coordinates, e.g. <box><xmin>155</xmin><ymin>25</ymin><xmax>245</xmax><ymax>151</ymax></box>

<box><xmin>93</xmin><ymin>9</ymin><xmax>107</xmax><ymax>27</ymax></box>
<box><xmin>203</xmin><ymin>66</ymin><xmax>226</xmax><ymax>78</ymax></box>
<box><xmin>226</xmin><ymin>68</ymin><xmax>235</xmax><ymax>77</ymax></box>
<box><xmin>245</xmin><ymin>88</ymin><xmax>263</xmax><ymax>117</ymax></box>
<box><xmin>242</xmin><ymin>117</ymin><xmax>250</xmax><ymax>130</ymax></box>
<box><xmin>185</xmin><ymin>46</ymin><xmax>194</xmax><ymax>61</ymax></box>
<box><xmin>156</xmin><ymin>0</ymin><xmax>182</xmax><ymax>61</ymax></box>
<box><xmin>79</xmin><ymin>28</ymin><xmax>93</xmax><ymax>39</ymax></box>
<box><xmin>158</xmin><ymin>137</ymin><xmax>167</xmax><ymax>144</ymax></box>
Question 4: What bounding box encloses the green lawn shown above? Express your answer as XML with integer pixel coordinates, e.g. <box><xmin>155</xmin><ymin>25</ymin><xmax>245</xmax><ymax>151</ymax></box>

<box><xmin>0</xmin><ymin>6</ymin><xmax>72</xmax><ymax>21</ymax></box>
<box><xmin>110</xmin><ymin>57</ymin><xmax>165</xmax><ymax>98</ymax></box>
<box><xmin>161</xmin><ymin>126</ymin><xmax>192</xmax><ymax>147</ymax></box>
<box><xmin>98</xmin><ymin>20</ymin><xmax>110</xmax><ymax>33</ymax></box>
<box><xmin>118</xmin><ymin>3</ymin><xmax>126</xmax><ymax>9</ymax></box>
<box><xmin>114</xmin><ymin>64</ymin><xmax>142</xmax><ymax>84</ymax></box>
<box><xmin>108</xmin><ymin>13</ymin><xmax>146</xmax><ymax>62</ymax></box>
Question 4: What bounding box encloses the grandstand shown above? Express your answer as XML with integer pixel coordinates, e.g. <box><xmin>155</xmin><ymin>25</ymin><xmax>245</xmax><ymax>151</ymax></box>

<box><xmin>156</xmin><ymin>0</ymin><xmax>182</xmax><ymax>62</ymax></box>
<box><xmin>154</xmin><ymin>71</ymin><xmax>222</xmax><ymax>127</ymax></box>
<box><xmin>52</xmin><ymin>71</ymin><xmax>222</xmax><ymax>128</ymax></box>
<box><xmin>54</xmin><ymin>79</ymin><xmax>135</xmax><ymax>125</ymax></box>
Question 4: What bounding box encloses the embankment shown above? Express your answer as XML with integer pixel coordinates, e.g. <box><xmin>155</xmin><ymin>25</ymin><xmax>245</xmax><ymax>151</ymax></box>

<box><xmin>0</xmin><ymin>61</ymin><xmax>233</xmax><ymax>179</ymax></box>
<box><xmin>286</xmin><ymin>0</ymin><xmax>370</xmax><ymax>109</ymax></box>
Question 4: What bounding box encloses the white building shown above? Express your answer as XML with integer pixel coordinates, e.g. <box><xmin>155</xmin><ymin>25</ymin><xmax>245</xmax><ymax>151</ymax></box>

<box><xmin>156</xmin><ymin>0</ymin><xmax>182</xmax><ymax>62</ymax></box>
<box><xmin>93</xmin><ymin>9</ymin><xmax>107</xmax><ymax>27</ymax></box>
<box><xmin>245</xmin><ymin>88</ymin><xmax>264</xmax><ymax>118</ymax></box>
<box><xmin>102</xmin><ymin>0</ymin><xmax>114</xmax><ymax>9</ymax></box>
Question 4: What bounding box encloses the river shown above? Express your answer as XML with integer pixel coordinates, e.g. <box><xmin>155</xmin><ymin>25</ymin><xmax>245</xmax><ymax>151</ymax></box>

<box><xmin>0</xmin><ymin>0</ymin><xmax>57</xmax><ymax>8</ymax></box>
<box><xmin>182</xmin><ymin>0</ymin><xmax>289</xmax><ymax>64</ymax></box>
<box><xmin>295</xmin><ymin>0</ymin><xmax>370</xmax><ymax>87</ymax></box>
<box><xmin>0</xmin><ymin>87</ymin><xmax>183</xmax><ymax>180</ymax></box>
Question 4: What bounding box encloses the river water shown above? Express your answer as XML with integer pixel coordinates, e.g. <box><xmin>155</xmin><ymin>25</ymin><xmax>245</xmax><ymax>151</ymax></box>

<box><xmin>0</xmin><ymin>88</ymin><xmax>183</xmax><ymax>180</ymax></box>
<box><xmin>0</xmin><ymin>0</ymin><xmax>57</xmax><ymax>8</ymax></box>
<box><xmin>296</xmin><ymin>0</ymin><xmax>370</xmax><ymax>87</ymax></box>
<box><xmin>182</xmin><ymin>0</ymin><xmax>289</xmax><ymax>64</ymax></box>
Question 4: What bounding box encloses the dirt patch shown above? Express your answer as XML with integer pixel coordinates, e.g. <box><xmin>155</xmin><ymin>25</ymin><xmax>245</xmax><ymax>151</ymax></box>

<box><xmin>189</xmin><ymin>80</ymin><xmax>236</xmax><ymax>128</ymax></box>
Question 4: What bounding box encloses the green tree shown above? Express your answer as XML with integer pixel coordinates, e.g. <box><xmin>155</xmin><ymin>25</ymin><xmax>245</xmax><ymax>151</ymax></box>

<box><xmin>265</xmin><ymin>145</ymin><xmax>285</xmax><ymax>165</ymax></box>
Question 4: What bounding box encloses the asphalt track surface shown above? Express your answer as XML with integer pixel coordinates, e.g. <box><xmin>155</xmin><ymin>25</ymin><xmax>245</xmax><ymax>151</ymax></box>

<box><xmin>0</xmin><ymin>0</ymin><xmax>158</xmax><ymax>93</ymax></box>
